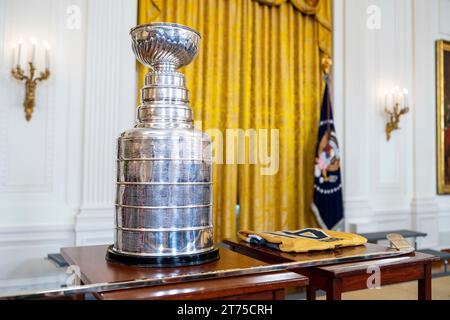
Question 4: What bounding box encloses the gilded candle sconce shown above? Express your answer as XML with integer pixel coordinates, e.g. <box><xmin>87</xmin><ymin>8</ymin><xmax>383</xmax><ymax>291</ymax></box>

<box><xmin>383</xmin><ymin>87</ymin><xmax>410</xmax><ymax>141</ymax></box>
<box><xmin>11</xmin><ymin>38</ymin><xmax>51</xmax><ymax>122</ymax></box>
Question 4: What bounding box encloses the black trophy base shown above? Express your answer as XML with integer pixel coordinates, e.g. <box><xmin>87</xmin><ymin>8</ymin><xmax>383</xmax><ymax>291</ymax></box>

<box><xmin>105</xmin><ymin>245</ymin><xmax>220</xmax><ymax>268</ymax></box>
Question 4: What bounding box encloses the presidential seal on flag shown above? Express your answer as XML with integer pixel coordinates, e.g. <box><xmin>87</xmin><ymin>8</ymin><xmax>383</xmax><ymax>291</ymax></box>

<box><xmin>315</xmin><ymin>131</ymin><xmax>341</xmax><ymax>185</ymax></box>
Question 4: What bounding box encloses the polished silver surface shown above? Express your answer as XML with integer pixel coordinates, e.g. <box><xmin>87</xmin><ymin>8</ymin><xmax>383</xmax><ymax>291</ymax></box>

<box><xmin>112</xmin><ymin>23</ymin><xmax>215</xmax><ymax>258</ymax></box>
<box><xmin>116</xmin><ymin>183</ymin><xmax>212</xmax><ymax>207</ymax></box>
<box><xmin>117</xmin><ymin>159</ymin><xmax>211</xmax><ymax>183</ymax></box>
<box><xmin>116</xmin><ymin>205</ymin><xmax>212</xmax><ymax>229</ymax></box>
<box><xmin>114</xmin><ymin>227</ymin><xmax>213</xmax><ymax>256</ymax></box>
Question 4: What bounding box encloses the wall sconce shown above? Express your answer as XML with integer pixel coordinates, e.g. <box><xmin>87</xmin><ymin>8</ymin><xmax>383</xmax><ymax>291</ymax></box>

<box><xmin>383</xmin><ymin>87</ymin><xmax>410</xmax><ymax>141</ymax></box>
<box><xmin>11</xmin><ymin>38</ymin><xmax>51</xmax><ymax>122</ymax></box>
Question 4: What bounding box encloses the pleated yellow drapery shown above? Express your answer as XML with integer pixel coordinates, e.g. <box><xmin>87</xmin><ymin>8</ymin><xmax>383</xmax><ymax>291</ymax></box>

<box><xmin>138</xmin><ymin>0</ymin><xmax>332</xmax><ymax>241</ymax></box>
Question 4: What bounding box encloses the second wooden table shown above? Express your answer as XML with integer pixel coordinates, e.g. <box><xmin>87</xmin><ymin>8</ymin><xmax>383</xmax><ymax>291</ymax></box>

<box><xmin>223</xmin><ymin>239</ymin><xmax>438</xmax><ymax>300</ymax></box>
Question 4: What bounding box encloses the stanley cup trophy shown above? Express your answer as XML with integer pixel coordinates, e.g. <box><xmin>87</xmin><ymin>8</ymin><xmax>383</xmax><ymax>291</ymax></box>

<box><xmin>106</xmin><ymin>23</ymin><xmax>219</xmax><ymax>267</ymax></box>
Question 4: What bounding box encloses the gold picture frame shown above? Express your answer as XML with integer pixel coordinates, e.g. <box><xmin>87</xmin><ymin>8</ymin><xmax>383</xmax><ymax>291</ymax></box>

<box><xmin>437</xmin><ymin>40</ymin><xmax>450</xmax><ymax>194</ymax></box>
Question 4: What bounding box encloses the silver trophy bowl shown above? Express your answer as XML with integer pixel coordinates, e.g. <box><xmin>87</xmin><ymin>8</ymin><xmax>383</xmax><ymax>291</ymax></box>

<box><xmin>130</xmin><ymin>22</ymin><xmax>201</xmax><ymax>71</ymax></box>
<box><xmin>106</xmin><ymin>23</ymin><xmax>219</xmax><ymax>267</ymax></box>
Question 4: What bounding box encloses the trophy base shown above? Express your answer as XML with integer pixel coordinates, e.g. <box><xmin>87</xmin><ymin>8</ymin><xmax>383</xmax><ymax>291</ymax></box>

<box><xmin>105</xmin><ymin>245</ymin><xmax>220</xmax><ymax>268</ymax></box>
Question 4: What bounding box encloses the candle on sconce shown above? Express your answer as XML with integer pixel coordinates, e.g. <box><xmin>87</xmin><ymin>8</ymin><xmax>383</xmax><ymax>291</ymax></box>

<box><xmin>384</xmin><ymin>90</ymin><xmax>389</xmax><ymax>111</ymax></box>
<box><xmin>17</xmin><ymin>38</ymin><xmax>23</xmax><ymax>68</ymax></box>
<box><xmin>395</xmin><ymin>88</ymin><xmax>400</xmax><ymax>107</ymax></box>
<box><xmin>30</xmin><ymin>37</ymin><xmax>37</xmax><ymax>65</ymax></box>
<box><xmin>403</xmin><ymin>88</ymin><xmax>409</xmax><ymax>108</ymax></box>
<box><xmin>43</xmin><ymin>41</ymin><xmax>50</xmax><ymax>70</ymax></box>
<box><xmin>11</xmin><ymin>43</ymin><xmax>17</xmax><ymax>68</ymax></box>
<box><xmin>391</xmin><ymin>89</ymin><xmax>396</xmax><ymax>108</ymax></box>
<box><xmin>398</xmin><ymin>92</ymin><xmax>404</xmax><ymax>109</ymax></box>
<box><xmin>384</xmin><ymin>90</ymin><xmax>393</xmax><ymax>112</ymax></box>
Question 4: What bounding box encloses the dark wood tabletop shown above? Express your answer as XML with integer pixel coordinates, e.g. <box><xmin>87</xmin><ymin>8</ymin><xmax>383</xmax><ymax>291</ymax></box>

<box><xmin>223</xmin><ymin>240</ymin><xmax>416</xmax><ymax>266</ymax></box>
<box><xmin>61</xmin><ymin>245</ymin><xmax>308</xmax><ymax>300</ymax></box>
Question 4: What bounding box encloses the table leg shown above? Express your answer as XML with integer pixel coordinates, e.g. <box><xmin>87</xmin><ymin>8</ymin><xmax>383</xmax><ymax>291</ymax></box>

<box><xmin>418</xmin><ymin>263</ymin><xmax>432</xmax><ymax>300</ymax></box>
<box><xmin>273</xmin><ymin>289</ymin><xmax>285</xmax><ymax>300</ymax></box>
<box><xmin>74</xmin><ymin>280</ymin><xmax>86</xmax><ymax>300</ymax></box>
<box><xmin>326</xmin><ymin>279</ymin><xmax>342</xmax><ymax>301</ymax></box>
<box><xmin>307</xmin><ymin>286</ymin><xmax>316</xmax><ymax>300</ymax></box>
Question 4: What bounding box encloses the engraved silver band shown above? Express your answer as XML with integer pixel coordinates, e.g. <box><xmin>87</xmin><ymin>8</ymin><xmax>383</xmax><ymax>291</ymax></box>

<box><xmin>116</xmin><ymin>182</ymin><xmax>213</xmax><ymax>186</ymax></box>
<box><xmin>115</xmin><ymin>226</ymin><xmax>213</xmax><ymax>232</ymax></box>
<box><xmin>115</xmin><ymin>204</ymin><xmax>212</xmax><ymax>209</ymax></box>
<box><xmin>117</xmin><ymin>158</ymin><xmax>211</xmax><ymax>162</ymax></box>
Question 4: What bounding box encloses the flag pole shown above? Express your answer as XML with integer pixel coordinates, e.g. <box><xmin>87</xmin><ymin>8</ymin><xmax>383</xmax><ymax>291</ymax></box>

<box><xmin>314</xmin><ymin>54</ymin><xmax>345</xmax><ymax>231</ymax></box>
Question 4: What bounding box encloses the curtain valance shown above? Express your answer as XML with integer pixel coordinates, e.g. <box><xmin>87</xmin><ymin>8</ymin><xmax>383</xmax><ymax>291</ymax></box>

<box><xmin>255</xmin><ymin>0</ymin><xmax>319</xmax><ymax>15</ymax></box>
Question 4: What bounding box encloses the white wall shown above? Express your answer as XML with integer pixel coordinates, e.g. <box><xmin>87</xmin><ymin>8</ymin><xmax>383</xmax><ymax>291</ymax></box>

<box><xmin>0</xmin><ymin>0</ymin><xmax>137</xmax><ymax>290</ymax></box>
<box><xmin>334</xmin><ymin>0</ymin><xmax>450</xmax><ymax>249</ymax></box>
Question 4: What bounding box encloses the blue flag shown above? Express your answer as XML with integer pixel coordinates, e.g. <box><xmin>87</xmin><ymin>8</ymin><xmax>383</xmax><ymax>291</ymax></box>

<box><xmin>312</xmin><ymin>84</ymin><xmax>344</xmax><ymax>230</ymax></box>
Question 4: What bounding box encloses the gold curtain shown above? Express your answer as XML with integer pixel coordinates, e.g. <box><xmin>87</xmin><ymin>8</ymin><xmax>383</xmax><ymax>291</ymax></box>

<box><xmin>138</xmin><ymin>0</ymin><xmax>332</xmax><ymax>240</ymax></box>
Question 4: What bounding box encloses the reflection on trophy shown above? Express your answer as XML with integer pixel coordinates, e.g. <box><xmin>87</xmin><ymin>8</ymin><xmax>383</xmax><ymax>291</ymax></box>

<box><xmin>106</xmin><ymin>23</ymin><xmax>219</xmax><ymax>267</ymax></box>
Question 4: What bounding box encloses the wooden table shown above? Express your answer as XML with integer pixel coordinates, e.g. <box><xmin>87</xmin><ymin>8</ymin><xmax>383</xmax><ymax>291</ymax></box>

<box><xmin>61</xmin><ymin>245</ymin><xmax>308</xmax><ymax>300</ymax></box>
<box><xmin>223</xmin><ymin>240</ymin><xmax>439</xmax><ymax>300</ymax></box>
